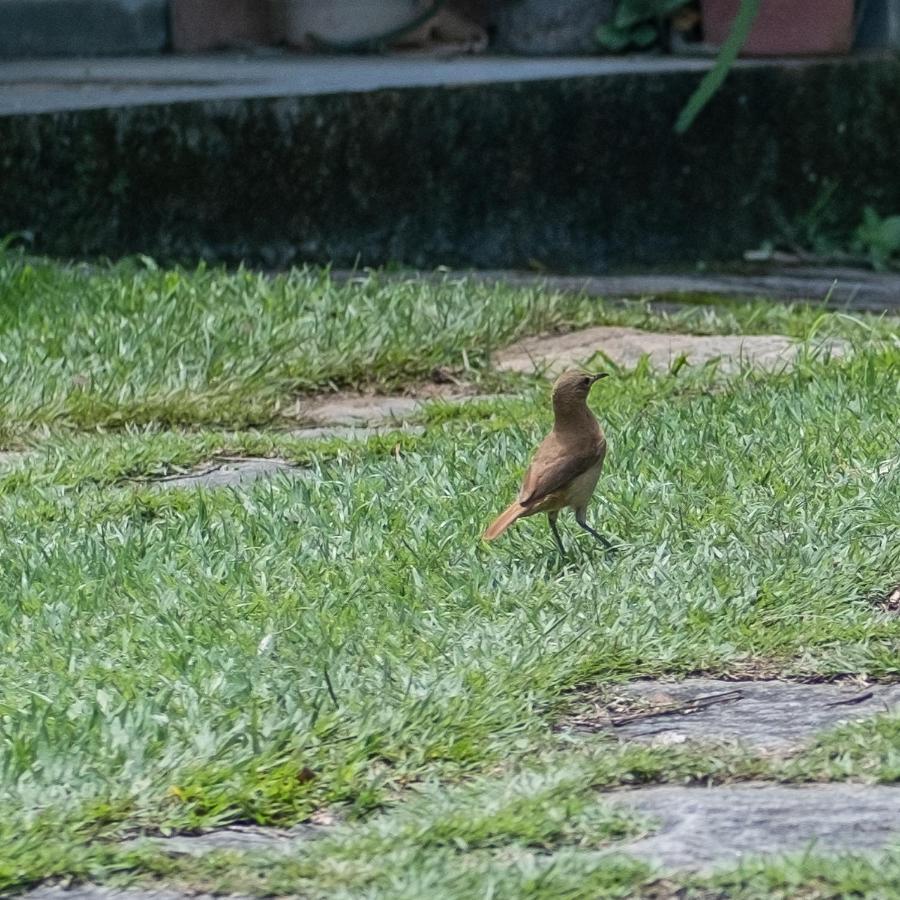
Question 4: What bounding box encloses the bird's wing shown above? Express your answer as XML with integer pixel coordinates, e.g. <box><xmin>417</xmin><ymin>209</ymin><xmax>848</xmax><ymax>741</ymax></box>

<box><xmin>518</xmin><ymin>436</ymin><xmax>605</xmax><ymax>507</ymax></box>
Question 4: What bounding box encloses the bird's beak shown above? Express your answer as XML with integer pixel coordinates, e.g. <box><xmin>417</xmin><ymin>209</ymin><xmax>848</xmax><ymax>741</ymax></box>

<box><xmin>590</xmin><ymin>372</ymin><xmax>610</xmax><ymax>384</ymax></box>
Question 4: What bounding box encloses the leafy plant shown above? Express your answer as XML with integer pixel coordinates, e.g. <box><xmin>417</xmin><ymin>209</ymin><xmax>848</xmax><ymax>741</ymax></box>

<box><xmin>675</xmin><ymin>0</ymin><xmax>761</xmax><ymax>132</ymax></box>
<box><xmin>769</xmin><ymin>180</ymin><xmax>845</xmax><ymax>258</ymax></box>
<box><xmin>598</xmin><ymin>0</ymin><xmax>763</xmax><ymax>132</ymax></box>
<box><xmin>597</xmin><ymin>0</ymin><xmax>691</xmax><ymax>51</ymax></box>
<box><xmin>853</xmin><ymin>206</ymin><xmax>900</xmax><ymax>270</ymax></box>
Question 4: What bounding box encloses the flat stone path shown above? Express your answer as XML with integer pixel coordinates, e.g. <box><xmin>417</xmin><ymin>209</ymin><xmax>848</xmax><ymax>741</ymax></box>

<box><xmin>563</xmin><ymin>678</ymin><xmax>900</xmax><ymax>752</ymax></box>
<box><xmin>495</xmin><ymin>327</ymin><xmax>847</xmax><ymax>376</ymax></box>
<box><xmin>301</xmin><ymin>395</ymin><xmax>422</xmax><ymax>427</ymax></box>
<box><xmin>23</xmin><ymin>888</ymin><xmax>251</xmax><ymax>900</ymax></box>
<box><xmin>298</xmin><ymin>391</ymin><xmax>498</xmax><ymax>428</ymax></box>
<box><xmin>125</xmin><ymin>822</ymin><xmax>325</xmax><ymax>857</ymax></box>
<box><xmin>289</xmin><ymin>423</ymin><xmax>425</xmax><ymax>440</ymax></box>
<box><xmin>21</xmin><ymin>674</ymin><xmax>900</xmax><ymax>896</ymax></box>
<box><xmin>141</xmin><ymin>394</ymin><xmax>487</xmax><ymax>489</ymax></box>
<box><xmin>151</xmin><ymin>458</ymin><xmax>303</xmax><ymax>490</ymax></box>
<box><xmin>610</xmin><ymin>782</ymin><xmax>900</xmax><ymax>872</ymax></box>
<box><xmin>30</xmin><ymin>783</ymin><xmax>900</xmax><ymax>896</ymax></box>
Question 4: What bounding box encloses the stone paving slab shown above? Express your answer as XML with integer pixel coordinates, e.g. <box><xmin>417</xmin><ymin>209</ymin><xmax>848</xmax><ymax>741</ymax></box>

<box><xmin>303</xmin><ymin>395</ymin><xmax>422</xmax><ymax>428</ymax></box>
<box><xmin>126</xmin><ymin>822</ymin><xmax>325</xmax><ymax>857</ymax></box>
<box><xmin>300</xmin><ymin>392</ymin><xmax>502</xmax><ymax>428</ymax></box>
<box><xmin>22</xmin><ymin>887</ymin><xmax>250</xmax><ymax>900</ymax></box>
<box><xmin>563</xmin><ymin>678</ymin><xmax>900</xmax><ymax>751</ymax></box>
<box><xmin>152</xmin><ymin>458</ymin><xmax>304</xmax><ymax>490</ymax></box>
<box><xmin>142</xmin><ymin>417</ymin><xmax>434</xmax><ymax>488</ymax></box>
<box><xmin>20</xmin><ymin>784</ymin><xmax>900</xmax><ymax>894</ymax></box>
<box><xmin>289</xmin><ymin>423</ymin><xmax>425</xmax><ymax>440</ymax></box>
<box><xmin>495</xmin><ymin>326</ymin><xmax>848</xmax><ymax>376</ymax></box>
<box><xmin>609</xmin><ymin>782</ymin><xmax>900</xmax><ymax>872</ymax></box>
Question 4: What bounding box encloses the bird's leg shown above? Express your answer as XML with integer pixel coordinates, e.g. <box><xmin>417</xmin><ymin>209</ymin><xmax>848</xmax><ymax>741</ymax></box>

<box><xmin>547</xmin><ymin>512</ymin><xmax>566</xmax><ymax>556</ymax></box>
<box><xmin>574</xmin><ymin>508</ymin><xmax>614</xmax><ymax>550</ymax></box>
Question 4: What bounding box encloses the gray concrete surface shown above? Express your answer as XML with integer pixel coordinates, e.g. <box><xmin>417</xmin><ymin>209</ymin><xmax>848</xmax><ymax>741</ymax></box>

<box><xmin>7</xmin><ymin>54</ymin><xmax>899</xmax><ymax>270</ymax></box>
<box><xmin>289</xmin><ymin>423</ymin><xmax>425</xmax><ymax>440</ymax></box>
<box><xmin>302</xmin><ymin>395</ymin><xmax>422</xmax><ymax>428</ymax></box>
<box><xmin>340</xmin><ymin>267</ymin><xmax>900</xmax><ymax>314</ymax></box>
<box><xmin>151</xmin><ymin>457</ymin><xmax>303</xmax><ymax>489</ymax></box>
<box><xmin>126</xmin><ymin>822</ymin><xmax>326</xmax><ymax>856</ymax></box>
<box><xmin>0</xmin><ymin>54</ymin><xmax>722</xmax><ymax>116</ymax></box>
<box><xmin>611</xmin><ymin>783</ymin><xmax>900</xmax><ymax>872</ymax></box>
<box><xmin>22</xmin><ymin>888</ymin><xmax>250</xmax><ymax>900</ymax></box>
<box><xmin>299</xmin><ymin>392</ymin><xmax>499</xmax><ymax>428</ymax></box>
<box><xmin>31</xmin><ymin>782</ymin><xmax>900</xmax><ymax>891</ymax></box>
<box><xmin>563</xmin><ymin>678</ymin><xmax>900</xmax><ymax>751</ymax></box>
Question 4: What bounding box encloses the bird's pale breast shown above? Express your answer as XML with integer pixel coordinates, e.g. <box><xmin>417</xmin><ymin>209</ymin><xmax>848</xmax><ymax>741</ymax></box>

<box><xmin>560</xmin><ymin>457</ymin><xmax>605</xmax><ymax>508</ymax></box>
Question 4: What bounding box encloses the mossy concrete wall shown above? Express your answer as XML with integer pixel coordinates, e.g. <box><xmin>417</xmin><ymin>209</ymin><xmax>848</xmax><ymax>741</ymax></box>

<box><xmin>3</xmin><ymin>57</ymin><xmax>900</xmax><ymax>269</ymax></box>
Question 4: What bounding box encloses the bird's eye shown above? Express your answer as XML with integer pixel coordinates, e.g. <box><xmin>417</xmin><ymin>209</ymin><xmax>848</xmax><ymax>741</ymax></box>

<box><xmin>582</xmin><ymin>377</ymin><xmax>590</xmax><ymax>385</ymax></box>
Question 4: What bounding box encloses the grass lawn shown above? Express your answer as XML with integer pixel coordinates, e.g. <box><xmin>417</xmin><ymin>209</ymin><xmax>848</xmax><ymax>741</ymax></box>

<box><xmin>1</xmin><ymin>249</ymin><xmax>899</xmax><ymax>897</ymax></box>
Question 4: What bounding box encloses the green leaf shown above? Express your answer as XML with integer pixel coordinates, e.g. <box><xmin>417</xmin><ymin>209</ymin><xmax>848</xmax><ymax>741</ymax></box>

<box><xmin>631</xmin><ymin>22</ymin><xmax>659</xmax><ymax>47</ymax></box>
<box><xmin>596</xmin><ymin>24</ymin><xmax>634</xmax><ymax>51</ymax></box>
<box><xmin>674</xmin><ymin>0</ymin><xmax>762</xmax><ymax>134</ymax></box>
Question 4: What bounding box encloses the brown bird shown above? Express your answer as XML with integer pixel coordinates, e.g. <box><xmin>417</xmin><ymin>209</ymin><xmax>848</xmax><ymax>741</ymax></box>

<box><xmin>483</xmin><ymin>370</ymin><xmax>613</xmax><ymax>555</ymax></box>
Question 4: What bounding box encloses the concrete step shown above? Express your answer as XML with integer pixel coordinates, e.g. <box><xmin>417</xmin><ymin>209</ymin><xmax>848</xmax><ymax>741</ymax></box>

<box><xmin>2</xmin><ymin>54</ymin><xmax>900</xmax><ymax>269</ymax></box>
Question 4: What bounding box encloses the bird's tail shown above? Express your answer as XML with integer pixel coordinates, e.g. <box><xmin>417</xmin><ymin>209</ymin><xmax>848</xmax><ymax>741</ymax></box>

<box><xmin>483</xmin><ymin>502</ymin><xmax>526</xmax><ymax>541</ymax></box>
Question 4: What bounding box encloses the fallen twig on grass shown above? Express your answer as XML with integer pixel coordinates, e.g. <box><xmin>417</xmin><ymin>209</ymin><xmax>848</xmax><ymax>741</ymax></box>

<box><xmin>610</xmin><ymin>689</ymin><xmax>743</xmax><ymax>727</ymax></box>
<box><xmin>127</xmin><ymin>464</ymin><xmax>223</xmax><ymax>484</ymax></box>
<box><xmin>823</xmin><ymin>690</ymin><xmax>874</xmax><ymax>708</ymax></box>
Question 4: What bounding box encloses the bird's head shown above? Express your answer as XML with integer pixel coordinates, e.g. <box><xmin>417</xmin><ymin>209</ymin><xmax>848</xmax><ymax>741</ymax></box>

<box><xmin>551</xmin><ymin>369</ymin><xmax>609</xmax><ymax>403</ymax></box>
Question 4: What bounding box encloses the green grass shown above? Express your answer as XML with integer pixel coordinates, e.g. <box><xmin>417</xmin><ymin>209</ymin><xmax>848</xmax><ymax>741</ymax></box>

<box><xmin>1</xmin><ymin>249</ymin><xmax>897</xmax><ymax>439</ymax></box>
<box><xmin>2</xmin><ymin>251</ymin><xmax>900</xmax><ymax>895</ymax></box>
<box><xmin>110</xmin><ymin>825</ymin><xmax>900</xmax><ymax>900</ymax></box>
<box><xmin>787</xmin><ymin>710</ymin><xmax>900</xmax><ymax>782</ymax></box>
